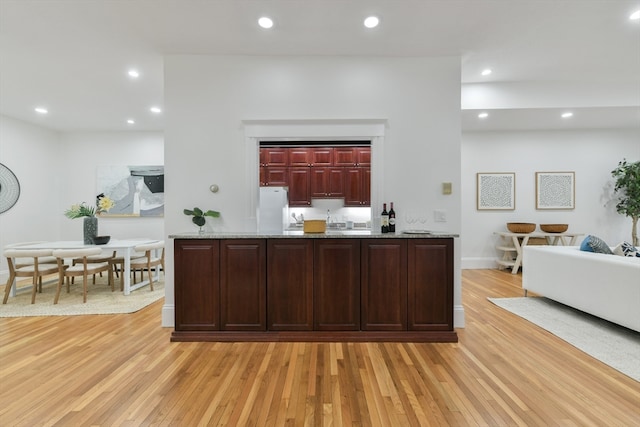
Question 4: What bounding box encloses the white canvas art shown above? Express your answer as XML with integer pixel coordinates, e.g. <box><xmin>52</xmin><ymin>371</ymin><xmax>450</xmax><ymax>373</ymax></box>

<box><xmin>97</xmin><ymin>165</ymin><xmax>164</xmax><ymax>217</ymax></box>
<box><xmin>536</xmin><ymin>172</ymin><xmax>575</xmax><ymax>210</ymax></box>
<box><xmin>477</xmin><ymin>173</ymin><xmax>516</xmax><ymax>210</ymax></box>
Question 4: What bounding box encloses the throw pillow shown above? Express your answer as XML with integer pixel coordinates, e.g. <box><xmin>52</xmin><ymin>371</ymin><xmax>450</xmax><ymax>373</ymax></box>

<box><xmin>579</xmin><ymin>235</ymin><xmax>613</xmax><ymax>254</ymax></box>
<box><xmin>613</xmin><ymin>241</ymin><xmax>640</xmax><ymax>257</ymax></box>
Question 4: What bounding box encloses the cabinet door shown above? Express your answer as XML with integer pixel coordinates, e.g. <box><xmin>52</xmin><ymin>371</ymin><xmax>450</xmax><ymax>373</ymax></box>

<box><xmin>267</xmin><ymin>239</ymin><xmax>314</xmax><ymax>330</ymax></box>
<box><xmin>174</xmin><ymin>239</ymin><xmax>220</xmax><ymax>331</ymax></box>
<box><xmin>355</xmin><ymin>147</ymin><xmax>371</xmax><ymax>166</ymax></box>
<box><xmin>361</xmin><ymin>239</ymin><xmax>407</xmax><ymax>330</ymax></box>
<box><xmin>288</xmin><ymin>167</ymin><xmax>311</xmax><ymax>206</ymax></box>
<box><xmin>260</xmin><ymin>148</ymin><xmax>288</xmax><ymax>166</ymax></box>
<box><xmin>314</xmin><ymin>239</ymin><xmax>360</xmax><ymax>330</ymax></box>
<box><xmin>289</xmin><ymin>147</ymin><xmax>312</xmax><ymax>166</ymax></box>
<box><xmin>310</xmin><ymin>147</ymin><xmax>333</xmax><ymax>166</ymax></box>
<box><xmin>220</xmin><ymin>240</ymin><xmax>266</xmax><ymax>331</ymax></box>
<box><xmin>408</xmin><ymin>239</ymin><xmax>453</xmax><ymax>331</ymax></box>
<box><xmin>310</xmin><ymin>167</ymin><xmax>345</xmax><ymax>198</ymax></box>
<box><xmin>260</xmin><ymin>167</ymin><xmax>288</xmax><ymax>187</ymax></box>
<box><xmin>333</xmin><ymin>147</ymin><xmax>357</xmax><ymax>166</ymax></box>
<box><xmin>343</xmin><ymin>167</ymin><xmax>370</xmax><ymax>207</ymax></box>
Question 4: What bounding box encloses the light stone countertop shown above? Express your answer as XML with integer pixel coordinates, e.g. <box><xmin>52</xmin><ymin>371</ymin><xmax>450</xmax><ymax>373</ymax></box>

<box><xmin>169</xmin><ymin>230</ymin><xmax>459</xmax><ymax>239</ymax></box>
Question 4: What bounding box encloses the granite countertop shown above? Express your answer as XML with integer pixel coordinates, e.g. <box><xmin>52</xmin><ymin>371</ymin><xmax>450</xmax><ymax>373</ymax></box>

<box><xmin>169</xmin><ymin>230</ymin><xmax>459</xmax><ymax>239</ymax></box>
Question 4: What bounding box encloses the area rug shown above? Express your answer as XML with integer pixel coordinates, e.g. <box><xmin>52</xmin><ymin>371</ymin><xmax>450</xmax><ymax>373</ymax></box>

<box><xmin>488</xmin><ymin>297</ymin><xmax>640</xmax><ymax>381</ymax></box>
<box><xmin>0</xmin><ymin>275</ymin><xmax>164</xmax><ymax>317</ymax></box>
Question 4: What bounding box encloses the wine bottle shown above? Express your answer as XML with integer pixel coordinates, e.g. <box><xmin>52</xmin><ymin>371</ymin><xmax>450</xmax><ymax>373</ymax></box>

<box><xmin>381</xmin><ymin>203</ymin><xmax>389</xmax><ymax>233</ymax></box>
<box><xmin>389</xmin><ymin>202</ymin><xmax>396</xmax><ymax>233</ymax></box>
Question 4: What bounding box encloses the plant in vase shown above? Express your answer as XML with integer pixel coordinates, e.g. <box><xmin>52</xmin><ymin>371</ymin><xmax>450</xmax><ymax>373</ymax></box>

<box><xmin>184</xmin><ymin>207</ymin><xmax>220</xmax><ymax>233</ymax></box>
<box><xmin>65</xmin><ymin>194</ymin><xmax>115</xmax><ymax>244</ymax></box>
<box><xmin>611</xmin><ymin>159</ymin><xmax>640</xmax><ymax>246</ymax></box>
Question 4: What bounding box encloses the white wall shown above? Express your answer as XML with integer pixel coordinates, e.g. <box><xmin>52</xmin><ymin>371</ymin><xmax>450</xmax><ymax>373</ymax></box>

<box><xmin>59</xmin><ymin>132</ymin><xmax>165</xmax><ymax>242</ymax></box>
<box><xmin>164</xmin><ymin>55</ymin><xmax>463</xmax><ymax>327</ymax></box>
<box><xmin>0</xmin><ymin>115</ymin><xmax>62</xmax><ymax>276</ymax></box>
<box><xmin>461</xmin><ymin>128</ymin><xmax>640</xmax><ymax>268</ymax></box>
<box><xmin>0</xmin><ymin>115</ymin><xmax>164</xmax><ymax>280</ymax></box>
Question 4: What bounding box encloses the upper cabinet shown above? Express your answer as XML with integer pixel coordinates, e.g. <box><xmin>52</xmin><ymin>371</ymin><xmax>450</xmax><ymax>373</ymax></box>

<box><xmin>259</xmin><ymin>146</ymin><xmax>371</xmax><ymax>207</ymax></box>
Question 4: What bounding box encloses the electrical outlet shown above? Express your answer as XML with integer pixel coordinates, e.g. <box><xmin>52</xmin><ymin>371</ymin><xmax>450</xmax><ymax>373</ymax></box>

<box><xmin>434</xmin><ymin>209</ymin><xmax>447</xmax><ymax>222</ymax></box>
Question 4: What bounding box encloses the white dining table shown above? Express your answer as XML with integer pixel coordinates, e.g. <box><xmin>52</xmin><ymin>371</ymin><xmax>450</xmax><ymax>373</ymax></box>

<box><xmin>14</xmin><ymin>239</ymin><xmax>159</xmax><ymax>295</ymax></box>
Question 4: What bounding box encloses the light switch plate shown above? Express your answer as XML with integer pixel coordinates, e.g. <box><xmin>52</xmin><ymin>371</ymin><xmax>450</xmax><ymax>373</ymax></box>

<box><xmin>442</xmin><ymin>182</ymin><xmax>452</xmax><ymax>195</ymax></box>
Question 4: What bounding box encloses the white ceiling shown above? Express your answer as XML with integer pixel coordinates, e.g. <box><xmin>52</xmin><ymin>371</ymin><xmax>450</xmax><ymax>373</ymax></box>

<box><xmin>0</xmin><ymin>0</ymin><xmax>639</xmax><ymax>133</ymax></box>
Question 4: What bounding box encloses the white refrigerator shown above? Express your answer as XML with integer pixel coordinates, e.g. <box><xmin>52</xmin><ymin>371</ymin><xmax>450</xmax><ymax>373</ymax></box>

<box><xmin>258</xmin><ymin>187</ymin><xmax>289</xmax><ymax>233</ymax></box>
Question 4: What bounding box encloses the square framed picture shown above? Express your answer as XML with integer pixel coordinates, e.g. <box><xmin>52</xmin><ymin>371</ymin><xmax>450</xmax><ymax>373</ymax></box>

<box><xmin>476</xmin><ymin>172</ymin><xmax>515</xmax><ymax>210</ymax></box>
<box><xmin>536</xmin><ymin>171</ymin><xmax>575</xmax><ymax>210</ymax></box>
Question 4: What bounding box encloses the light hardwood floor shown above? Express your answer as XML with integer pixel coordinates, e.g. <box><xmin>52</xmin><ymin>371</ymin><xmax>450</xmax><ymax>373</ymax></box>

<box><xmin>1</xmin><ymin>269</ymin><xmax>638</xmax><ymax>426</ymax></box>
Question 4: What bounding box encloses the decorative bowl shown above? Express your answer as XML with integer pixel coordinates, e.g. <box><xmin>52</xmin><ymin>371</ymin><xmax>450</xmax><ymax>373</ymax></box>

<box><xmin>506</xmin><ymin>222</ymin><xmax>536</xmax><ymax>233</ymax></box>
<box><xmin>93</xmin><ymin>235</ymin><xmax>111</xmax><ymax>245</ymax></box>
<box><xmin>540</xmin><ymin>224</ymin><xmax>568</xmax><ymax>233</ymax></box>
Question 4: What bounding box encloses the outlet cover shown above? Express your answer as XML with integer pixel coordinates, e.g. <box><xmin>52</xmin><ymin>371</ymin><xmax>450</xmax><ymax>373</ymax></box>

<box><xmin>434</xmin><ymin>209</ymin><xmax>447</xmax><ymax>222</ymax></box>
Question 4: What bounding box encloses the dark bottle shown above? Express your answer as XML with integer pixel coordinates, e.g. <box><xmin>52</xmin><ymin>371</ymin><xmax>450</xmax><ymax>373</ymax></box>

<box><xmin>381</xmin><ymin>203</ymin><xmax>389</xmax><ymax>233</ymax></box>
<box><xmin>389</xmin><ymin>202</ymin><xmax>396</xmax><ymax>233</ymax></box>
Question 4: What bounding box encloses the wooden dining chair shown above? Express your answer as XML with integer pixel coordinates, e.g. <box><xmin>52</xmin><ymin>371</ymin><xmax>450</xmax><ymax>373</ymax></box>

<box><xmin>52</xmin><ymin>247</ymin><xmax>111</xmax><ymax>303</ymax></box>
<box><xmin>128</xmin><ymin>240</ymin><xmax>165</xmax><ymax>291</ymax></box>
<box><xmin>71</xmin><ymin>250</ymin><xmax>116</xmax><ymax>284</ymax></box>
<box><xmin>3</xmin><ymin>248</ymin><xmax>60</xmax><ymax>304</ymax></box>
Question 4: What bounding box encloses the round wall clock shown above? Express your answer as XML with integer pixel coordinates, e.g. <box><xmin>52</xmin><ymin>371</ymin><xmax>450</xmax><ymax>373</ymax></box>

<box><xmin>0</xmin><ymin>163</ymin><xmax>20</xmax><ymax>214</ymax></box>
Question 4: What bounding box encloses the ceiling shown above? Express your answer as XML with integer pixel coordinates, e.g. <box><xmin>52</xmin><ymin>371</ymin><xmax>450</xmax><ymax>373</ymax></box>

<box><xmin>0</xmin><ymin>0</ymin><xmax>639</xmax><ymax>133</ymax></box>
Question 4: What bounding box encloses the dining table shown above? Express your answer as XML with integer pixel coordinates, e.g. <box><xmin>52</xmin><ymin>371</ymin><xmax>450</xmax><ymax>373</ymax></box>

<box><xmin>11</xmin><ymin>238</ymin><xmax>160</xmax><ymax>296</ymax></box>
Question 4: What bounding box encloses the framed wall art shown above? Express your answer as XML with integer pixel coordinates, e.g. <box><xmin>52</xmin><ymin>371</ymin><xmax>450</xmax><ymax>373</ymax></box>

<box><xmin>476</xmin><ymin>172</ymin><xmax>516</xmax><ymax>210</ymax></box>
<box><xmin>536</xmin><ymin>171</ymin><xmax>575</xmax><ymax>210</ymax></box>
<box><xmin>97</xmin><ymin>165</ymin><xmax>165</xmax><ymax>217</ymax></box>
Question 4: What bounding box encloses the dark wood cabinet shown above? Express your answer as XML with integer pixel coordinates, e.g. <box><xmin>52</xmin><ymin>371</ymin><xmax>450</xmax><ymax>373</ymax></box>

<box><xmin>313</xmin><ymin>239</ymin><xmax>360</xmax><ymax>331</ymax></box>
<box><xmin>220</xmin><ymin>240</ymin><xmax>266</xmax><ymax>331</ymax></box>
<box><xmin>259</xmin><ymin>146</ymin><xmax>369</xmax><ymax>206</ymax></box>
<box><xmin>310</xmin><ymin>167</ymin><xmax>344</xmax><ymax>198</ymax></box>
<box><xmin>288</xmin><ymin>167</ymin><xmax>312</xmax><ymax>206</ymax></box>
<box><xmin>260</xmin><ymin>147</ymin><xmax>288</xmax><ymax>166</ymax></box>
<box><xmin>408</xmin><ymin>239</ymin><xmax>453</xmax><ymax>331</ymax></box>
<box><xmin>288</xmin><ymin>147</ymin><xmax>312</xmax><ymax>166</ymax></box>
<box><xmin>267</xmin><ymin>239</ymin><xmax>314</xmax><ymax>330</ymax></box>
<box><xmin>343</xmin><ymin>167</ymin><xmax>370</xmax><ymax>206</ymax></box>
<box><xmin>260</xmin><ymin>166</ymin><xmax>288</xmax><ymax>186</ymax></box>
<box><xmin>361</xmin><ymin>240</ymin><xmax>408</xmax><ymax>330</ymax></box>
<box><xmin>174</xmin><ymin>240</ymin><xmax>220</xmax><ymax>331</ymax></box>
<box><xmin>172</xmin><ymin>237</ymin><xmax>456</xmax><ymax>342</ymax></box>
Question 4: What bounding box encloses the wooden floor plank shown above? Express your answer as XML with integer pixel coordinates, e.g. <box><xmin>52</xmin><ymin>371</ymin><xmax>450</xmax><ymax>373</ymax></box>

<box><xmin>1</xmin><ymin>269</ymin><xmax>639</xmax><ymax>426</ymax></box>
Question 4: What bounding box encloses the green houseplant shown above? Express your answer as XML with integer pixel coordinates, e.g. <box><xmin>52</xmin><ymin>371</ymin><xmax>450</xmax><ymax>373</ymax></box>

<box><xmin>184</xmin><ymin>207</ymin><xmax>220</xmax><ymax>233</ymax></box>
<box><xmin>611</xmin><ymin>159</ymin><xmax>640</xmax><ymax>246</ymax></box>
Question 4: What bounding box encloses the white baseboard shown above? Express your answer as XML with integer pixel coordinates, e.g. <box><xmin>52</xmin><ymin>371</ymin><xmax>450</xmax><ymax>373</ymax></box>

<box><xmin>461</xmin><ymin>257</ymin><xmax>498</xmax><ymax>270</ymax></box>
<box><xmin>454</xmin><ymin>304</ymin><xmax>465</xmax><ymax>328</ymax></box>
<box><xmin>162</xmin><ymin>304</ymin><xmax>175</xmax><ymax>327</ymax></box>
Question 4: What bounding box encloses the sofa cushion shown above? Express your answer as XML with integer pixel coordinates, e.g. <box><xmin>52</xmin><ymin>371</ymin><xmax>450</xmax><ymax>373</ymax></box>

<box><xmin>613</xmin><ymin>241</ymin><xmax>640</xmax><ymax>257</ymax></box>
<box><xmin>580</xmin><ymin>235</ymin><xmax>613</xmax><ymax>254</ymax></box>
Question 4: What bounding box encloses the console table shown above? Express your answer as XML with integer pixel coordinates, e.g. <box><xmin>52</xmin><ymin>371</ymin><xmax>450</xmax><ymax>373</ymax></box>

<box><xmin>494</xmin><ymin>231</ymin><xmax>584</xmax><ymax>274</ymax></box>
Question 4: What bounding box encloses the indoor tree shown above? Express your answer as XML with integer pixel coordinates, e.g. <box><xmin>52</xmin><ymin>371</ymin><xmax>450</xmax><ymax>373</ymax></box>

<box><xmin>611</xmin><ymin>159</ymin><xmax>640</xmax><ymax>246</ymax></box>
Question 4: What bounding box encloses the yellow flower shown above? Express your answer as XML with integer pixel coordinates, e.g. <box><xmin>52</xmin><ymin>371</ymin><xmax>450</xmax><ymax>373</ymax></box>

<box><xmin>98</xmin><ymin>196</ymin><xmax>115</xmax><ymax>213</ymax></box>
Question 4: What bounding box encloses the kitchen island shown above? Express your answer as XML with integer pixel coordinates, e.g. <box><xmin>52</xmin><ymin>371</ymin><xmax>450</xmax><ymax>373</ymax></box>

<box><xmin>169</xmin><ymin>231</ymin><xmax>458</xmax><ymax>342</ymax></box>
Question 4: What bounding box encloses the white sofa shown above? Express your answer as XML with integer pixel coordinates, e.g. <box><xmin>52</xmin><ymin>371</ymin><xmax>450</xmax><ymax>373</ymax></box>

<box><xmin>522</xmin><ymin>246</ymin><xmax>640</xmax><ymax>332</ymax></box>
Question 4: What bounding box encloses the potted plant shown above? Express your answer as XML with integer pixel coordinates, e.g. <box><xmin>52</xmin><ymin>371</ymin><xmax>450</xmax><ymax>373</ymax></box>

<box><xmin>184</xmin><ymin>207</ymin><xmax>220</xmax><ymax>233</ymax></box>
<box><xmin>65</xmin><ymin>194</ymin><xmax>115</xmax><ymax>244</ymax></box>
<box><xmin>611</xmin><ymin>159</ymin><xmax>640</xmax><ymax>246</ymax></box>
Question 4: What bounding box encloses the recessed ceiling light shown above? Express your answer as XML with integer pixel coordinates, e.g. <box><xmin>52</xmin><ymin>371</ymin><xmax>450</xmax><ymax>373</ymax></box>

<box><xmin>34</xmin><ymin>107</ymin><xmax>48</xmax><ymax>114</ymax></box>
<box><xmin>561</xmin><ymin>112</ymin><xmax>573</xmax><ymax>118</ymax></box>
<box><xmin>127</xmin><ymin>119</ymin><xmax>135</xmax><ymax>124</ymax></box>
<box><xmin>364</xmin><ymin>16</ymin><xmax>379</xmax><ymax>28</ymax></box>
<box><xmin>630</xmin><ymin>10</ymin><xmax>640</xmax><ymax>20</ymax></box>
<box><xmin>150</xmin><ymin>106</ymin><xmax>162</xmax><ymax>114</ymax></box>
<box><xmin>258</xmin><ymin>17</ymin><xmax>274</xmax><ymax>29</ymax></box>
<box><xmin>478</xmin><ymin>112</ymin><xmax>489</xmax><ymax>119</ymax></box>
<box><xmin>128</xmin><ymin>69</ymin><xmax>140</xmax><ymax>78</ymax></box>
<box><xmin>481</xmin><ymin>69</ymin><xmax>492</xmax><ymax>76</ymax></box>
